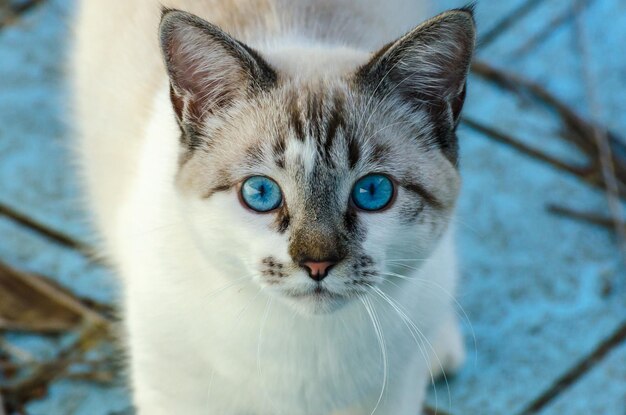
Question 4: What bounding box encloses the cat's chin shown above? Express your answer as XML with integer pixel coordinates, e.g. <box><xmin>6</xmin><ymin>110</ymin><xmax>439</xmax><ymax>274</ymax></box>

<box><xmin>279</xmin><ymin>289</ymin><xmax>351</xmax><ymax>315</ymax></box>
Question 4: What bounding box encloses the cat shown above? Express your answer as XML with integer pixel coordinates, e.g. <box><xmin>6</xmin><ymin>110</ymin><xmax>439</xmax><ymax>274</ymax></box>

<box><xmin>73</xmin><ymin>1</ymin><xmax>475</xmax><ymax>414</ymax></box>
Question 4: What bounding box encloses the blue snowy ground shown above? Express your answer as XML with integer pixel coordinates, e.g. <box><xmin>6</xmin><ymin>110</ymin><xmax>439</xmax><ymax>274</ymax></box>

<box><xmin>0</xmin><ymin>0</ymin><xmax>625</xmax><ymax>414</ymax></box>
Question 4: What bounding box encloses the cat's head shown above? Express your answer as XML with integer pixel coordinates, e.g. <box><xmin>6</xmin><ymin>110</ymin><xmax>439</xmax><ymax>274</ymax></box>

<box><xmin>159</xmin><ymin>8</ymin><xmax>475</xmax><ymax>314</ymax></box>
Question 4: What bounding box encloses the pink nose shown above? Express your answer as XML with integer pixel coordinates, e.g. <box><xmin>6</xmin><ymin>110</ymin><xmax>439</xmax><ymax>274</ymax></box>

<box><xmin>300</xmin><ymin>260</ymin><xmax>337</xmax><ymax>281</ymax></box>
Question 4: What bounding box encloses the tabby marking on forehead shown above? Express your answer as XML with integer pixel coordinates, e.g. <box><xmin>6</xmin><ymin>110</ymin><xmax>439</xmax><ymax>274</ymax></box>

<box><xmin>324</xmin><ymin>94</ymin><xmax>345</xmax><ymax>165</ymax></box>
<box><xmin>283</xmin><ymin>87</ymin><xmax>350</xmax><ymax>170</ymax></box>
<box><xmin>272</xmin><ymin>134</ymin><xmax>287</xmax><ymax>169</ymax></box>
<box><xmin>347</xmin><ymin>136</ymin><xmax>361</xmax><ymax>168</ymax></box>
<box><xmin>288</xmin><ymin>93</ymin><xmax>306</xmax><ymax>142</ymax></box>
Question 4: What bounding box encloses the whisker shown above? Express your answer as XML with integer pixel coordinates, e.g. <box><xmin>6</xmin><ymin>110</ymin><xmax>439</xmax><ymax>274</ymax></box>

<box><xmin>361</xmin><ymin>120</ymin><xmax>418</xmax><ymax>144</ymax></box>
<box><xmin>448</xmin><ymin>216</ymin><xmax>485</xmax><ymax>239</ymax></box>
<box><xmin>233</xmin><ymin>288</ymin><xmax>264</xmax><ymax>330</ymax></box>
<box><xmin>355</xmin><ymin>58</ymin><xmax>405</xmax><ymax>136</ymax></box>
<box><xmin>368</xmin><ymin>286</ymin><xmax>442</xmax><ymax>412</ymax></box>
<box><xmin>205</xmin><ymin>283</ymin><xmax>258</xmax><ymax>412</ymax></box>
<box><xmin>358</xmin><ymin>70</ymin><xmax>426</xmax><ymax>142</ymax></box>
<box><xmin>205</xmin><ymin>367</ymin><xmax>216</xmax><ymax>411</ymax></box>
<box><xmin>359</xmin><ymin>295</ymin><xmax>388</xmax><ymax>415</ymax></box>
<box><xmin>257</xmin><ymin>297</ymin><xmax>277</xmax><ymax>412</ymax></box>
<box><xmin>381</xmin><ymin>271</ymin><xmax>478</xmax><ymax>365</ymax></box>
<box><xmin>126</xmin><ymin>220</ymin><xmax>185</xmax><ymax>239</ymax></box>
<box><xmin>201</xmin><ymin>275</ymin><xmax>254</xmax><ymax>301</ymax></box>
<box><xmin>382</xmin><ymin>258</ymin><xmax>428</xmax><ymax>263</ymax></box>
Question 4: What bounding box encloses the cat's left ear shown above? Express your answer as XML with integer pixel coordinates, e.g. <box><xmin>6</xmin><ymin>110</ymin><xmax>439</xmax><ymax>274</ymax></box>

<box><xmin>356</xmin><ymin>7</ymin><xmax>476</xmax><ymax>127</ymax></box>
<box><xmin>159</xmin><ymin>9</ymin><xmax>277</xmax><ymax>144</ymax></box>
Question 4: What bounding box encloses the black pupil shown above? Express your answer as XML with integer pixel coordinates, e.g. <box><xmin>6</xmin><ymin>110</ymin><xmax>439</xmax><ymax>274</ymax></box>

<box><xmin>368</xmin><ymin>182</ymin><xmax>376</xmax><ymax>196</ymax></box>
<box><xmin>258</xmin><ymin>184</ymin><xmax>266</xmax><ymax>197</ymax></box>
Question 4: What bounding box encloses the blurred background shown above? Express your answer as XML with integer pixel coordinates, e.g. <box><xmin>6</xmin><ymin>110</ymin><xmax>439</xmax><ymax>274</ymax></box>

<box><xmin>1</xmin><ymin>0</ymin><xmax>625</xmax><ymax>414</ymax></box>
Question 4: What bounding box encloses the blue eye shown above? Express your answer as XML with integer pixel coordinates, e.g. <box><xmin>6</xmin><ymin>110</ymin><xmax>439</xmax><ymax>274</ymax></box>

<box><xmin>351</xmin><ymin>174</ymin><xmax>395</xmax><ymax>212</ymax></box>
<box><xmin>240</xmin><ymin>176</ymin><xmax>283</xmax><ymax>212</ymax></box>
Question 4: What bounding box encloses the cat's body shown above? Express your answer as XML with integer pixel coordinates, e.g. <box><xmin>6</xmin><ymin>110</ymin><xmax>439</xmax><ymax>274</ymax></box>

<box><xmin>74</xmin><ymin>1</ymin><xmax>475</xmax><ymax>414</ymax></box>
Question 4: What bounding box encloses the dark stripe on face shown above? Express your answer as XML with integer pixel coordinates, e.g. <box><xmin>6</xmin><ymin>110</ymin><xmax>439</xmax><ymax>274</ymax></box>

<box><xmin>368</xmin><ymin>144</ymin><xmax>390</xmax><ymax>164</ymax></box>
<box><xmin>399</xmin><ymin>202</ymin><xmax>425</xmax><ymax>224</ymax></box>
<box><xmin>323</xmin><ymin>94</ymin><xmax>345</xmax><ymax>164</ymax></box>
<box><xmin>275</xmin><ymin>206</ymin><xmax>290</xmax><ymax>233</ymax></box>
<box><xmin>401</xmin><ymin>180</ymin><xmax>442</xmax><ymax>209</ymax></box>
<box><xmin>426</xmin><ymin>100</ymin><xmax>459</xmax><ymax>165</ymax></box>
<box><xmin>348</xmin><ymin>137</ymin><xmax>360</xmax><ymax>169</ymax></box>
<box><xmin>288</xmin><ymin>94</ymin><xmax>305</xmax><ymax>141</ymax></box>
<box><xmin>245</xmin><ymin>143</ymin><xmax>264</xmax><ymax>167</ymax></box>
<box><xmin>307</xmin><ymin>91</ymin><xmax>324</xmax><ymax>143</ymax></box>
<box><xmin>344</xmin><ymin>207</ymin><xmax>365</xmax><ymax>241</ymax></box>
<box><xmin>180</xmin><ymin>124</ymin><xmax>205</xmax><ymax>153</ymax></box>
<box><xmin>203</xmin><ymin>183</ymin><xmax>232</xmax><ymax>199</ymax></box>
<box><xmin>272</xmin><ymin>135</ymin><xmax>286</xmax><ymax>169</ymax></box>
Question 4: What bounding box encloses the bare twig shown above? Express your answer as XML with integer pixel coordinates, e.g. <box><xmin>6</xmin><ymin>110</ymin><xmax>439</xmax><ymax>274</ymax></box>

<box><xmin>0</xmin><ymin>0</ymin><xmax>47</xmax><ymax>29</ymax></box>
<box><xmin>468</xmin><ymin>57</ymin><xmax>626</xmax><ymax>253</ymax></box>
<box><xmin>1</xmin><ymin>322</ymin><xmax>110</xmax><ymax>411</ymax></box>
<box><xmin>0</xmin><ymin>261</ymin><xmax>113</xmax><ymax>411</ymax></box>
<box><xmin>512</xmin><ymin>0</ymin><xmax>595</xmax><ymax>57</ymax></box>
<box><xmin>0</xmin><ymin>340</ymin><xmax>33</xmax><ymax>363</ymax></box>
<box><xmin>547</xmin><ymin>204</ymin><xmax>617</xmax><ymax>230</ymax></box>
<box><xmin>470</xmin><ymin>60</ymin><xmax>626</xmax><ymax>198</ymax></box>
<box><xmin>479</xmin><ymin>0</ymin><xmax>548</xmax><ymax>48</ymax></box>
<box><xmin>517</xmin><ymin>320</ymin><xmax>626</xmax><ymax>414</ymax></box>
<box><xmin>472</xmin><ymin>61</ymin><xmax>606</xmax><ymax>153</ymax></box>
<box><xmin>423</xmin><ymin>406</ymin><xmax>453</xmax><ymax>415</ymax></box>
<box><xmin>0</xmin><ymin>261</ymin><xmax>108</xmax><ymax>333</ymax></box>
<box><xmin>572</xmin><ymin>1</ymin><xmax>626</xmax><ymax>258</ymax></box>
<box><xmin>0</xmin><ymin>202</ymin><xmax>96</xmax><ymax>260</ymax></box>
<box><xmin>461</xmin><ymin>117</ymin><xmax>588</xmax><ymax>176</ymax></box>
<box><xmin>64</xmin><ymin>369</ymin><xmax>116</xmax><ymax>385</ymax></box>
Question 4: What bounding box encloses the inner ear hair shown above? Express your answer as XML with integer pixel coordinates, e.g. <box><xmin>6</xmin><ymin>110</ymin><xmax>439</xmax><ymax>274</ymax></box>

<box><xmin>355</xmin><ymin>8</ymin><xmax>476</xmax><ymax>124</ymax></box>
<box><xmin>159</xmin><ymin>9</ymin><xmax>277</xmax><ymax>134</ymax></box>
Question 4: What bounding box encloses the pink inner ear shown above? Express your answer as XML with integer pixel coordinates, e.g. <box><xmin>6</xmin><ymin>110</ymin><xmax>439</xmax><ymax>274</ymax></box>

<box><xmin>169</xmin><ymin>85</ymin><xmax>186</xmax><ymax>121</ymax></box>
<box><xmin>164</xmin><ymin>23</ymin><xmax>248</xmax><ymax>122</ymax></box>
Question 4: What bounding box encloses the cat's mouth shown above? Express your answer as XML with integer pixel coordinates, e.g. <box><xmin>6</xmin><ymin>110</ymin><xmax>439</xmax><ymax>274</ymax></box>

<box><xmin>281</xmin><ymin>285</ymin><xmax>350</xmax><ymax>314</ymax></box>
<box><xmin>286</xmin><ymin>286</ymin><xmax>343</xmax><ymax>300</ymax></box>
<box><xmin>275</xmin><ymin>281</ymin><xmax>375</xmax><ymax>314</ymax></box>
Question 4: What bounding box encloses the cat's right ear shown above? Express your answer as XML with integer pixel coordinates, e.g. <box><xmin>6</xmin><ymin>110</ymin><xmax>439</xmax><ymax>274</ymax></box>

<box><xmin>159</xmin><ymin>9</ymin><xmax>277</xmax><ymax>139</ymax></box>
<box><xmin>355</xmin><ymin>8</ymin><xmax>476</xmax><ymax>126</ymax></box>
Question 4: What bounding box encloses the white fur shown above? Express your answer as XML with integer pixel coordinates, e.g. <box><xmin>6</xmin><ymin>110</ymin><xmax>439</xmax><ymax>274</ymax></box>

<box><xmin>74</xmin><ymin>1</ymin><xmax>465</xmax><ymax>414</ymax></box>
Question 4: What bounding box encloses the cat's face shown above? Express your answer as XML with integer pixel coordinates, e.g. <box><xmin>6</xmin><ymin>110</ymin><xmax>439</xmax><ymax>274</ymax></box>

<box><xmin>160</xmin><ymin>8</ymin><xmax>475</xmax><ymax>314</ymax></box>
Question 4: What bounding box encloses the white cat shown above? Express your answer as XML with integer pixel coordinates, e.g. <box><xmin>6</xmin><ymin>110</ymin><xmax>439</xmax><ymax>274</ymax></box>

<box><xmin>73</xmin><ymin>1</ymin><xmax>475</xmax><ymax>414</ymax></box>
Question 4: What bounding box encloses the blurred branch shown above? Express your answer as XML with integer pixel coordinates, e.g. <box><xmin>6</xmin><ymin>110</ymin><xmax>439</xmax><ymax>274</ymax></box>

<box><xmin>572</xmin><ymin>1</ymin><xmax>626</xmax><ymax>257</ymax></box>
<box><xmin>64</xmin><ymin>369</ymin><xmax>116</xmax><ymax>385</ymax></box>
<box><xmin>518</xmin><ymin>320</ymin><xmax>626</xmax><ymax>414</ymax></box>
<box><xmin>0</xmin><ymin>202</ymin><xmax>96</xmax><ymax>261</ymax></box>
<box><xmin>512</xmin><ymin>0</ymin><xmax>595</xmax><ymax>57</ymax></box>
<box><xmin>470</xmin><ymin>60</ymin><xmax>626</xmax><ymax>199</ymax></box>
<box><xmin>0</xmin><ymin>339</ymin><xmax>33</xmax><ymax>363</ymax></box>
<box><xmin>461</xmin><ymin>117</ymin><xmax>588</xmax><ymax>176</ymax></box>
<box><xmin>0</xmin><ymin>261</ymin><xmax>108</xmax><ymax>333</ymax></box>
<box><xmin>0</xmin><ymin>261</ymin><xmax>113</xmax><ymax>412</ymax></box>
<box><xmin>468</xmin><ymin>59</ymin><xmax>626</xmax><ymax>252</ymax></box>
<box><xmin>0</xmin><ymin>0</ymin><xmax>47</xmax><ymax>29</ymax></box>
<box><xmin>423</xmin><ymin>406</ymin><xmax>452</xmax><ymax>415</ymax></box>
<box><xmin>1</xmin><ymin>323</ymin><xmax>110</xmax><ymax>412</ymax></box>
<box><xmin>478</xmin><ymin>0</ymin><xmax>548</xmax><ymax>48</ymax></box>
<box><xmin>547</xmin><ymin>204</ymin><xmax>617</xmax><ymax>230</ymax></box>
